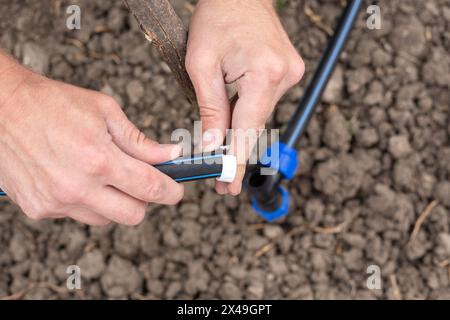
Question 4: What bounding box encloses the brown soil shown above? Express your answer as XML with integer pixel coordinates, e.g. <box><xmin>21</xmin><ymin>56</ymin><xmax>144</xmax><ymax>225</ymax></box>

<box><xmin>0</xmin><ymin>0</ymin><xmax>449</xmax><ymax>299</ymax></box>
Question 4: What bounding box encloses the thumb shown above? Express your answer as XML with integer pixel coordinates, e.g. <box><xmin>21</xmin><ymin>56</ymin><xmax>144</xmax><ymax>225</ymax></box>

<box><xmin>104</xmin><ymin>106</ymin><xmax>181</xmax><ymax>164</ymax></box>
<box><xmin>186</xmin><ymin>58</ymin><xmax>230</xmax><ymax>151</ymax></box>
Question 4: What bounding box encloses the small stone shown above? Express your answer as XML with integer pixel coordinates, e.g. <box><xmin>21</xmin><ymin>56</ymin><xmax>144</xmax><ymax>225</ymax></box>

<box><xmin>323</xmin><ymin>66</ymin><xmax>344</xmax><ymax>103</ymax></box>
<box><xmin>436</xmin><ymin>233</ymin><xmax>450</xmax><ymax>256</ymax></box>
<box><xmin>269</xmin><ymin>256</ymin><xmax>289</xmax><ymax>275</ymax></box>
<box><xmin>165</xmin><ymin>282</ymin><xmax>182</xmax><ymax>299</ymax></box>
<box><xmin>434</xmin><ymin>182</ymin><xmax>450</xmax><ymax>207</ymax></box>
<box><xmin>263</xmin><ymin>225</ymin><xmax>283</xmax><ymax>239</ymax></box>
<box><xmin>323</xmin><ymin>107</ymin><xmax>351</xmax><ymax>152</ymax></box>
<box><xmin>342</xmin><ymin>233</ymin><xmax>366</xmax><ymax>249</ymax></box>
<box><xmin>313</xmin><ymin>154</ymin><xmax>365</xmax><ymax>202</ymax></box>
<box><xmin>180</xmin><ymin>220</ymin><xmax>202</xmax><ymax>246</ymax></box>
<box><xmin>393</xmin><ymin>159</ymin><xmax>416</xmax><ymax>191</ymax></box>
<box><xmin>114</xmin><ymin>226</ymin><xmax>140</xmax><ymax>258</ymax></box>
<box><xmin>201</xmin><ymin>190</ymin><xmax>219</xmax><ymax>214</ymax></box>
<box><xmin>388</xmin><ymin>135</ymin><xmax>412</xmax><ymax>158</ymax></box>
<box><xmin>107</xmin><ymin>7</ymin><xmax>126</xmax><ymax>32</ymax></box>
<box><xmin>100</xmin><ymin>256</ymin><xmax>142</xmax><ymax>298</ymax></box>
<box><xmin>356</xmin><ymin>127</ymin><xmax>379</xmax><ymax>147</ymax></box>
<box><xmin>77</xmin><ymin>249</ymin><xmax>106</xmax><ymax>279</ymax></box>
<box><xmin>304</xmin><ymin>198</ymin><xmax>325</xmax><ymax>225</ymax></box>
<box><xmin>9</xmin><ymin>232</ymin><xmax>27</xmax><ymax>262</ymax></box>
<box><xmin>346</xmin><ymin>67</ymin><xmax>373</xmax><ymax>93</ymax></box>
<box><xmin>146</xmin><ymin>279</ymin><xmax>164</xmax><ymax>296</ymax></box>
<box><xmin>390</xmin><ymin>15</ymin><xmax>426</xmax><ymax>57</ymax></box>
<box><xmin>276</xmin><ymin>102</ymin><xmax>296</xmax><ymax>124</ymax></box>
<box><xmin>364</xmin><ymin>81</ymin><xmax>384</xmax><ymax>105</ymax></box>
<box><xmin>367</xmin><ymin>184</ymin><xmax>396</xmax><ymax>213</ymax></box>
<box><xmin>126</xmin><ymin>80</ymin><xmax>145</xmax><ymax>104</ymax></box>
<box><xmin>22</xmin><ymin>42</ymin><xmax>49</xmax><ymax>74</ymax></box>
<box><xmin>247</xmin><ymin>281</ymin><xmax>264</xmax><ymax>299</ymax></box>
<box><xmin>220</xmin><ymin>282</ymin><xmax>242</xmax><ymax>299</ymax></box>
<box><xmin>179</xmin><ymin>203</ymin><xmax>200</xmax><ymax>219</ymax></box>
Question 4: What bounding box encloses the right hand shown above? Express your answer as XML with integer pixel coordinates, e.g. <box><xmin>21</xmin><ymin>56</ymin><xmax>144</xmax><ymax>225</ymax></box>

<box><xmin>0</xmin><ymin>54</ymin><xmax>183</xmax><ymax>226</ymax></box>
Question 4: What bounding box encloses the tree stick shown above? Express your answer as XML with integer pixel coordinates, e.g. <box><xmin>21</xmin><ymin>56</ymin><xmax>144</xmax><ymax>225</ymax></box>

<box><xmin>123</xmin><ymin>0</ymin><xmax>196</xmax><ymax>105</ymax></box>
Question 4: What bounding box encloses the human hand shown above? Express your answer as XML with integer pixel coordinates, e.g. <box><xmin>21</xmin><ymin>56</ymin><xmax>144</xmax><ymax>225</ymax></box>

<box><xmin>0</xmin><ymin>53</ymin><xmax>183</xmax><ymax>226</ymax></box>
<box><xmin>186</xmin><ymin>0</ymin><xmax>304</xmax><ymax>195</ymax></box>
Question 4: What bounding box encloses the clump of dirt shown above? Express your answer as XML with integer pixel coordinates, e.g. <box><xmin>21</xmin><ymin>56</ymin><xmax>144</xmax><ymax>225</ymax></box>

<box><xmin>0</xmin><ymin>0</ymin><xmax>449</xmax><ymax>300</ymax></box>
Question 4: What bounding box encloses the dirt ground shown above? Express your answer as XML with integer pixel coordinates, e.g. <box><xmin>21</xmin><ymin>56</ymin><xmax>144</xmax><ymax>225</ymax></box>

<box><xmin>0</xmin><ymin>0</ymin><xmax>450</xmax><ymax>299</ymax></box>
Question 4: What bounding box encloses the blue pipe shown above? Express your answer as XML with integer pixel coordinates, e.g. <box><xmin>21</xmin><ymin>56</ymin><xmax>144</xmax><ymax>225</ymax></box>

<box><xmin>0</xmin><ymin>152</ymin><xmax>229</xmax><ymax>196</ymax></box>
<box><xmin>245</xmin><ymin>0</ymin><xmax>362</xmax><ymax>221</ymax></box>
<box><xmin>283</xmin><ymin>0</ymin><xmax>362</xmax><ymax>148</ymax></box>
<box><xmin>0</xmin><ymin>0</ymin><xmax>362</xmax><ymax>210</ymax></box>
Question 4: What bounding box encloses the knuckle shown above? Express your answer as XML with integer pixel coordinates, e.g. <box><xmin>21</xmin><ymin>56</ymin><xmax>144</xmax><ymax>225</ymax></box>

<box><xmin>185</xmin><ymin>49</ymin><xmax>218</xmax><ymax>76</ymax></box>
<box><xmin>97</xmin><ymin>94</ymin><xmax>120</xmax><ymax>110</ymax></box>
<box><xmin>123</xmin><ymin>205</ymin><xmax>146</xmax><ymax>226</ymax></box>
<box><xmin>53</xmin><ymin>182</ymin><xmax>83</xmax><ymax>205</ymax></box>
<box><xmin>84</xmin><ymin>150</ymin><xmax>110</xmax><ymax>176</ymax></box>
<box><xmin>198</xmin><ymin>104</ymin><xmax>222</xmax><ymax>120</ymax></box>
<box><xmin>263</xmin><ymin>57</ymin><xmax>287</xmax><ymax>84</ymax></box>
<box><xmin>288</xmin><ymin>54</ymin><xmax>305</xmax><ymax>85</ymax></box>
<box><xmin>145</xmin><ymin>181</ymin><xmax>165</xmax><ymax>201</ymax></box>
<box><xmin>126</xmin><ymin>125</ymin><xmax>146</xmax><ymax>146</ymax></box>
<box><xmin>171</xmin><ymin>187</ymin><xmax>184</xmax><ymax>205</ymax></box>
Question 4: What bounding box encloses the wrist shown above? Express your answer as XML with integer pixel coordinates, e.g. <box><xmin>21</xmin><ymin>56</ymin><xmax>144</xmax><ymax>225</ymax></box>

<box><xmin>0</xmin><ymin>52</ymin><xmax>33</xmax><ymax>112</ymax></box>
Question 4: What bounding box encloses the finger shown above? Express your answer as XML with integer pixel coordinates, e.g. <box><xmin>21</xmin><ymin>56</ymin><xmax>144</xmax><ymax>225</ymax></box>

<box><xmin>83</xmin><ymin>186</ymin><xmax>147</xmax><ymax>226</ymax></box>
<box><xmin>186</xmin><ymin>53</ymin><xmax>230</xmax><ymax>151</ymax></box>
<box><xmin>215</xmin><ymin>181</ymin><xmax>228</xmax><ymax>195</ymax></box>
<box><xmin>102</xmin><ymin>103</ymin><xmax>182</xmax><ymax>164</ymax></box>
<box><xmin>226</xmin><ymin>72</ymin><xmax>277</xmax><ymax>195</ymax></box>
<box><xmin>107</xmin><ymin>144</ymin><xmax>184</xmax><ymax>205</ymax></box>
<box><xmin>67</xmin><ymin>208</ymin><xmax>111</xmax><ymax>226</ymax></box>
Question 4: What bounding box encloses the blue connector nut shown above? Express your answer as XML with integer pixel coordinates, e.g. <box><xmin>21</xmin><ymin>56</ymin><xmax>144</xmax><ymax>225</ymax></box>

<box><xmin>251</xmin><ymin>142</ymin><xmax>299</xmax><ymax>221</ymax></box>
<box><xmin>252</xmin><ymin>186</ymin><xmax>290</xmax><ymax>222</ymax></box>
<box><xmin>260</xmin><ymin>142</ymin><xmax>298</xmax><ymax>180</ymax></box>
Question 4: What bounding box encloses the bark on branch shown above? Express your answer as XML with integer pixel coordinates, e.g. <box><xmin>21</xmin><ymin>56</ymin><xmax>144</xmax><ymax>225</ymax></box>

<box><xmin>123</xmin><ymin>0</ymin><xmax>196</xmax><ymax>105</ymax></box>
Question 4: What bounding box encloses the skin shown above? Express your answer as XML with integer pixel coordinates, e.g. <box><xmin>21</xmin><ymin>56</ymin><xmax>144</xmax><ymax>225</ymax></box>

<box><xmin>187</xmin><ymin>0</ymin><xmax>305</xmax><ymax>195</ymax></box>
<box><xmin>0</xmin><ymin>52</ymin><xmax>184</xmax><ymax>226</ymax></box>
<box><xmin>0</xmin><ymin>0</ymin><xmax>303</xmax><ymax>225</ymax></box>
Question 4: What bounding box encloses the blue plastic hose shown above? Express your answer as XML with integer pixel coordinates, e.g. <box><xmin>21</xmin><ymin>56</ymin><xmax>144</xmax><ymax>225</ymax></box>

<box><xmin>0</xmin><ymin>152</ymin><xmax>235</xmax><ymax>196</ymax></box>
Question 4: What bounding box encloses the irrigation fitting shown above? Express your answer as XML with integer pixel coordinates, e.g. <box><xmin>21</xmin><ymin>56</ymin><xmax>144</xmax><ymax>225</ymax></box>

<box><xmin>0</xmin><ymin>0</ymin><xmax>362</xmax><ymax>224</ymax></box>
<box><xmin>0</xmin><ymin>150</ymin><xmax>237</xmax><ymax>196</ymax></box>
<box><xmin>244</xmin><ymin>0</ymin><xmax>362</xmax><ymax>222</ymax></box>
<box><xmin>155</xmin><ymin>150</ymin><xmax>237</xmax><ymax>183</ymax></box>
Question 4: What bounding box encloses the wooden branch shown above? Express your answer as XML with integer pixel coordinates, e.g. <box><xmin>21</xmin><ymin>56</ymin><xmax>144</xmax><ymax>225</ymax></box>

<box><xmin>123</xmin><ymin>0</ymin><xmax>196</xmax><ymax>105</ymax></box>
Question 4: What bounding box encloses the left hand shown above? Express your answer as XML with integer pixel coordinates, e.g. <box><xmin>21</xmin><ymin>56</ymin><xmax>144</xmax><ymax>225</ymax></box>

<box><xmin>186</xmin><ymin>0</ymin><xmax>304</xmax><ymax>195</ymax></box>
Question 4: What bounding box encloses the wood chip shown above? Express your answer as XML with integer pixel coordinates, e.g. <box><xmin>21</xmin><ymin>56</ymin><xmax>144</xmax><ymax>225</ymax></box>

<box><xmin>304</xmin><ymin>4</ymin><xmax>333</xmax><ymax>36</ymax></box>
<box><xmin>389</xmin><ymin>274</ymin><xmax>402</xmax><ymax>300</ymax></box>
<box><xmin>408</xmin><ymin>200</ymin><xmax>439</xmax><ymax>245</ymax></box>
